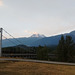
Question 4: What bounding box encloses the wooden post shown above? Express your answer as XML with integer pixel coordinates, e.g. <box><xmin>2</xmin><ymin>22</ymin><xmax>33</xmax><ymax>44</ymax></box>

<box><xmin>0</xmin><ymin>28</ymin><xmax>2</xmax><ymax>57</ymax></box>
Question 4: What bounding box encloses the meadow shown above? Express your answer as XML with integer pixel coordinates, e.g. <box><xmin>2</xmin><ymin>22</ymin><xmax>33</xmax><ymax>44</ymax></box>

<box><xmin>0</xmin><ymin>60</ymin><xmax>75</xmax><ymax>75</ymax></box>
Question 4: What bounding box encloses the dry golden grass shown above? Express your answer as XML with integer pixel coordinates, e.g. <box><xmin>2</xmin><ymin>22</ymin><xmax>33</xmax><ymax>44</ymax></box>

<box><xmin>0</xmin><ymin>60</ymin><xmax>75</xmax><ymax>75</ymax></box>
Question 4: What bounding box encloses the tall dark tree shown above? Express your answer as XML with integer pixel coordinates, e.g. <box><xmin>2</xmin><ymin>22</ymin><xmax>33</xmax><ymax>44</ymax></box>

<box><xmin>57</xmin><ymin>35</ymin><xmax>75</xmax><ymax>62</ymax></box>
<box><xmin>57</xmin><ymin>35</ymin><xmax>66</xmax><ymax>61</ymax></box>
<box><xmin>37</xmin><ymin>46</ymin><xmax>49</xmax><ymax>60</ymax></box>
<box><xmin>65</xmin><ymin>36</ymin><xmax>75</xmax><ymax>62</ymax></box>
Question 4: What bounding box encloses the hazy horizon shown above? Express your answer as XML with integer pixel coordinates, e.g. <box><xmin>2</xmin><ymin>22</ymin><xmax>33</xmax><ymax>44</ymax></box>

<box><xmin>0</xmin><ymin>0</ymin><xmax>75</xmax><ymax>38</ymax></box>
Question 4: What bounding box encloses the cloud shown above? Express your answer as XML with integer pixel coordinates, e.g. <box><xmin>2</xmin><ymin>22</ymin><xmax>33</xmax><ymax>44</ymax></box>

<box><xmin>24</xmin><ymin>30</ymin><xmax>38</xmax><ymax>34</ymax></box>
<box><xmin>0</xmin><ymin>0</ymin><xmax>4</xmax><ymax>6</ymax></box>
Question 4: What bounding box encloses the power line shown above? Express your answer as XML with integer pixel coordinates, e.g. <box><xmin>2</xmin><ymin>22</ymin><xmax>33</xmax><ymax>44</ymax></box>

<box><xmin>2</xmin><ymin>35</ymin><xmax>18</xmax><ymax>46</ymax></box>
<box><xmin>3</xmin><ymin>29</ymin><xmax>23</xmax><ymax>45</ymax></box>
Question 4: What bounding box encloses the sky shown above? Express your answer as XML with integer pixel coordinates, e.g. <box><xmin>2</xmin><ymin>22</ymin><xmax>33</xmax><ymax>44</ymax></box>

<box><xmin>0</xmin><ymin>0</ymin><xmax>75</xmax><ymax>38</ymax></box>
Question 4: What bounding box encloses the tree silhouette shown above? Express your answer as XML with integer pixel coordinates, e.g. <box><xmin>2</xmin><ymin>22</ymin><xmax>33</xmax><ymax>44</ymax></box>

<box><xmin>37</xmin><ymin>46</ymin><xmax>48</xmax><ymax>60</ymax></box>
<box><xmin>57</xmin><ymin>35</ymin><xmax>75</xmax><ymax>62</ymax></box>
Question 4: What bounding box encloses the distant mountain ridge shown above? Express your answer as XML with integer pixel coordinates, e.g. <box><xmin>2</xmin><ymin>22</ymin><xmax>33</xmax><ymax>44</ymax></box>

<box><xmin>2</xmin><ymin>30</ymin><xmax>75</xmax><ymax>47</ymax></box>
<box><xmin>31</xmin><ymin>30</ymin><xmax>75</xmax><ymax>46</ymax></box>
<box><xmin>2</xmin><ymin>34</ymin><xmax>45</xmax><ymax>47</ymax></box>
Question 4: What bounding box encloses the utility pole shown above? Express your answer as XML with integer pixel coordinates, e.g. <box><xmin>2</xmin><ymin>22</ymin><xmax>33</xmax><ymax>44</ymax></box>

<box><xmin>0</xmin><ymin>28</ymin><xmax>2</xmax><ymax>57</ymax></box>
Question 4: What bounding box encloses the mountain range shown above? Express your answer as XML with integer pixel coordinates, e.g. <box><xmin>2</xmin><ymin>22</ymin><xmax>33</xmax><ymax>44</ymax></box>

<box><xmin>2</xmin><ymin>30</ymin><xmax>75</xmax><ymax>47</ymax></box>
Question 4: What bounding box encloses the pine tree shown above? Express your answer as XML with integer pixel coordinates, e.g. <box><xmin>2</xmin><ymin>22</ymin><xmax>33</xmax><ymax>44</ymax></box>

<box><xmin>37</xmin><ymin>46</ymin><xmax>48</xmax><ymax>60</ymax></box>
<box><xmin>57</xmin><ymin>35</ymin><xmax>75</xmax><ymax>62</ymax></box>
<box><xmin>65</xmin><ymin>36</ymin><xmax>75</xmax><ymax>62</ymax></box>
<box><xmin>57</xmin><ymin>35</ymin><xmax>66</xmax><ymax>61</ymax></box>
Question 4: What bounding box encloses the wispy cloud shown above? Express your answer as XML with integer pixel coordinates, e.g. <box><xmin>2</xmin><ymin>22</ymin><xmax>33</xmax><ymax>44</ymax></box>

<box><xmin>24</xmin><ymin>30</ymin><xmax>38</xmax><ymax>34</ymax></box>
<box><xmin>0</xmin><ymin>0</ymin><xmax>4</xmax><ymax>6</ymax></box>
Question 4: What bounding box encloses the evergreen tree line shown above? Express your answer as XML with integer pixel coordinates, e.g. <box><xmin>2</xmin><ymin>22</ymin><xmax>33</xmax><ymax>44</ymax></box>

<box><xmin>57</xmin><ymin>35</ymin><xmax>75</xmax><ymax>62</ymax></box>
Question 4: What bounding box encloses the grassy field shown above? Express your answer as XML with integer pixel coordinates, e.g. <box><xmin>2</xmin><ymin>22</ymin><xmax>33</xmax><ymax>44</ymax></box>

<box><xmin>0</xmin><ymin>60</ymin><xmax>75</xmax><ymax>75</ymax></box>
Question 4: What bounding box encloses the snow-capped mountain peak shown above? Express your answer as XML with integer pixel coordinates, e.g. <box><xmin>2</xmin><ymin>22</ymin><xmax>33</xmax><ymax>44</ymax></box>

<box><xmin>30</xmin><ymin>34</ymin><xmax>46</xmax><ymax>38</ymax></box>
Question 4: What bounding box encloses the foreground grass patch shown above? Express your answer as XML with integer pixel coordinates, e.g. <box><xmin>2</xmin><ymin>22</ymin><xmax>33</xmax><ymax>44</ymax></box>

<box><xmin>0</xmin><ymin>60</ymin><xmax>75</xmax><ymax>75</ymax></box>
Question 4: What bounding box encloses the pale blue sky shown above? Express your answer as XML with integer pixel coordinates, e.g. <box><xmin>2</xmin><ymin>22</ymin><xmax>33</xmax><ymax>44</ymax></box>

<box><xmin>0</xmin><ymin>0</ymin><xmax>75</xmax><ymax>38</ymax></box>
